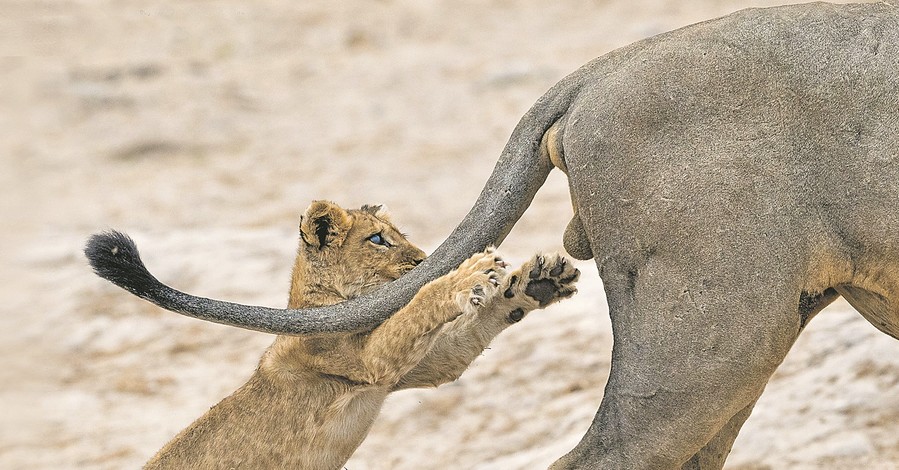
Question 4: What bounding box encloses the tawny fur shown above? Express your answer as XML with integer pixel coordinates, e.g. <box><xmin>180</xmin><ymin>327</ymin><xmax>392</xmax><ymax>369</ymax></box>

<box><xmin>144</xmin><ymin>201</ymin><xmax>578</xmax><ymax>469</ymax></box>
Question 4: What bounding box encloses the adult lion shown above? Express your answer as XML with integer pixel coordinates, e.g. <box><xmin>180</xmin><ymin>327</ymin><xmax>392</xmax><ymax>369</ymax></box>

<box><xmin>87</xmin><ymin>3</ymin><xmax>899</xmax><ymax>468</ymax></box>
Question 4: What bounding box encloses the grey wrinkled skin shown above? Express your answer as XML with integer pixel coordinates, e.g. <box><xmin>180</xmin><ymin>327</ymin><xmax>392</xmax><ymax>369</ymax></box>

<box><xmin>85</xmin><ymin>2</ymin><xmax>899</xmax><ymax>468</ymax></box>
<box><xmin>549</xmin><ymin>3</ymin><xmax>899</xmax><ymax>468</ymax></box>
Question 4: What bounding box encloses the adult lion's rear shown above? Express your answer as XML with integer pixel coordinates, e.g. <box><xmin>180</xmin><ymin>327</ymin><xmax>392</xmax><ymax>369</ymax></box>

<box><xmin>546</xmin><ymin>3</ymin><xmax>899</xmax><ymax>468</ymax></box>
<box><xmin>87</xmin><ymin>3</ymin><xmax>899</xmax><ymax>468</ymax></box>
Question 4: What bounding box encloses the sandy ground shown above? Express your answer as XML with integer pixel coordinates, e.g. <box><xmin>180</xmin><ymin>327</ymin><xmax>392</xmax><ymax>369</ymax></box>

<box><xmin>3</xmin><ymin>0</ymin><xmax>898</xmax><ymax>468</ymax></box>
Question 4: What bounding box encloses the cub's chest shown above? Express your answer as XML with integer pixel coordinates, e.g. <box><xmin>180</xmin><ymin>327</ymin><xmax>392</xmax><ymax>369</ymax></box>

<box><xmin>314</xmin><ymin>387</ymin><xmax>389</xmax><ymax>459</ymax></box>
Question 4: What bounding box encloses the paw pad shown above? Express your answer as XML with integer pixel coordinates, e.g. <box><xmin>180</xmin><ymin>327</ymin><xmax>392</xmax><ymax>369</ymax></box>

<box><xmin>508</xmin><ymin>308</ymin><xmax>525</xmax><ymax>323</ymax></box>
<box><xmin>522</xmin><ymin>253</ymin><xmax>579</xmax><ymax>307</ymax></box>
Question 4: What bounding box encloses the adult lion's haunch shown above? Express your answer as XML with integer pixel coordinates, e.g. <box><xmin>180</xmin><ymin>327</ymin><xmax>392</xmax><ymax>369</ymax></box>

<box><xmin>85</xmin><ymin>3</ymin><xmax>899</xmax><ymax>468</ymax></box>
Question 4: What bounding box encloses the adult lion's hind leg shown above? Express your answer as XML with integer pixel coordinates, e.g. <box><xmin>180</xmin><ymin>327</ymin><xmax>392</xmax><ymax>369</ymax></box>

<box><xmin>679</xmin><ymin>287</ymin><xmax>841</xmax><ymax>469</ymax></box>
<box><xmin>836</xmin><ymin>285</ymin><xmax>899</xmax><ymax>340</ymax></box>
<box><xmin>680</xmin><ymin>401</ymin><xmax>756</xmax><ymax>470</ymax></box>
<box><xmin>551</xmin><ymin>253</ymin><xmax>806</xmax><ymax>469</ymax></box>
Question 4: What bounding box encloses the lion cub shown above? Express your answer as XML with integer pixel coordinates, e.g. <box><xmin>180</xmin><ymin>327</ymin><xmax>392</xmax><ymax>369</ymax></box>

<box><xmin>145</xmin><ymin>201</ymin><xmax>579</xmax><ymax>469</ymax></box>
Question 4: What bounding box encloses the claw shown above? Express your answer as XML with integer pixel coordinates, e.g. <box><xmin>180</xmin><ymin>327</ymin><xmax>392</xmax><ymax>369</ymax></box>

<box><xmin>529</xmin><ymin>255</ymin><xmax>544</xmax><ymax>279</ymax></box>
<box><xmin>557</xmin><ymin>287</ymin><xmax>578</xmax><ymax>299</ymax></box>
<box><xmin>549</xmin><ymin>257</ymin><xmax>565</xmax><ymax>277</ymax></box>
<box><xmin>561</xmin><ymin>270</ymin><xmax>580</xmax><ymax>284</ymax></box>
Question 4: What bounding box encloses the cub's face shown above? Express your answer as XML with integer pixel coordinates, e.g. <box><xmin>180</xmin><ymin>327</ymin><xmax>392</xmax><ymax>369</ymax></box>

<box><xmin>337</xmin><ymin>206</ymin><xmax>426</xmax><ymax>291</ymax></box>
<box><xmin>299</xmin><ymin>201</ymin><xmax>426</xmax><ymax>299</ymax></box>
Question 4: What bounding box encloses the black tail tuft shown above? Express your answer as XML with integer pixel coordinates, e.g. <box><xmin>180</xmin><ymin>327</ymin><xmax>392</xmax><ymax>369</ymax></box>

<box><xmin>84</xmin><ymin>230</ymin><xmax>162</xmax><ymax>297</ymax></box>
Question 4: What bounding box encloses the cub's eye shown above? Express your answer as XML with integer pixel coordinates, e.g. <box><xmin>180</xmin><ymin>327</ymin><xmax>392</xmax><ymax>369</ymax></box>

<box><xmin>367</xmin><ymin>233</ymin><xmax>390</xmax><ymax>247</ymax></box>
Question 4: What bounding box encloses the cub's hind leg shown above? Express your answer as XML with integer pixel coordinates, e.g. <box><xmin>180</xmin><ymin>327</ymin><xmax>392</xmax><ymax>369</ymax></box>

<box><xmin>359</xmin><ymin>248</ymin><xmax>506</xmax><ymax>386</ymax></box>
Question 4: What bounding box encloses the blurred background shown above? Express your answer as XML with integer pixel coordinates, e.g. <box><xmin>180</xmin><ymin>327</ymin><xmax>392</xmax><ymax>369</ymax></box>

<box><xmin>2</xmin><ymin>0</ymin><xmax>897</xmax><ymax>468</ymax></box>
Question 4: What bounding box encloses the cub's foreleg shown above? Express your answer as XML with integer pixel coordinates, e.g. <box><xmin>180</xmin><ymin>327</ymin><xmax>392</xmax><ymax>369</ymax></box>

<box><xmin>394</xmin><ymin>253</ymin><xmax>579</xmax><ymax>390</ymax></box>
<box><xmin>358</xmin><ymin>248</ymin><xmax>506</xmax><ymax>386</ymax></box>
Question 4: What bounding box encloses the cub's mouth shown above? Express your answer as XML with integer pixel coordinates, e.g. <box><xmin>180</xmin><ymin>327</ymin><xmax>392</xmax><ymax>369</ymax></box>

<box><xmin>398</xmin><ymin>256</ymin><xmax>427</xmax><ymax>276</ymax></box>
<box><xmin>399</xmin><ymin>264</ymin><xmax>418</xmax><ymax>276</ymax></box>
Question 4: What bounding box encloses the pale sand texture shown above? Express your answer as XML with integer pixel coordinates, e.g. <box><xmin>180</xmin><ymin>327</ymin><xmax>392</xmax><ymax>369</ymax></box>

<box><xmin>2</xmin><ymin>1</ymin><xmax>897</xmax><ymax>468</ymax></box>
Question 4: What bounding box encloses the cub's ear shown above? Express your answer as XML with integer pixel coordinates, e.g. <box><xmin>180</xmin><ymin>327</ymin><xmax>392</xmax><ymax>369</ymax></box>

<box><xmin>360</xmin><ymin>204</ymin><xmax>390</xmax><ymax>220</ymax></box>
<box><xmin>300</xmin><ymin>201</ymin><xmax>352</xmax><ymax>249</ymax></box>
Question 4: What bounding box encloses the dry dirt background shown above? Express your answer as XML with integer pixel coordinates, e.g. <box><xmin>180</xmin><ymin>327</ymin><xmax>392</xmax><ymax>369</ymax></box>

<box><xmin>2</xmin><ymin>0</ymin><xmax>898</xmax><ymax>468</ymax></box>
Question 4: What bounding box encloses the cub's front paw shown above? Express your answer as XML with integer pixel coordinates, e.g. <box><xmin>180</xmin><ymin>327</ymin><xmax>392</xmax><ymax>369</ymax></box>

<box><xmin>452</xmin><ymin>247</ymin><xmax>508</xmax><ymax>314</ymax></box>
<box><xmin>505</xmin><ymin>253</ymin><xmax>579</xmax><ymax>310</ymax></box>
